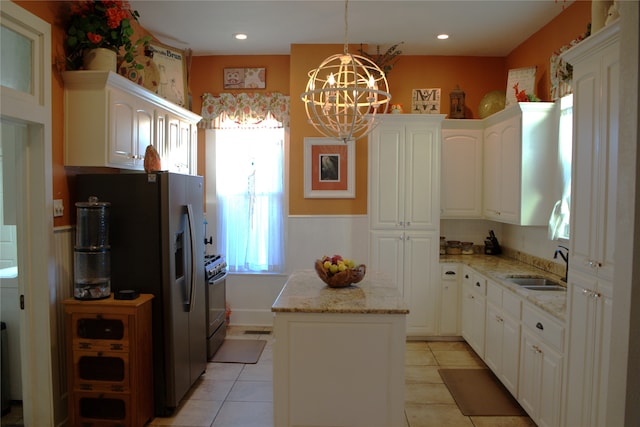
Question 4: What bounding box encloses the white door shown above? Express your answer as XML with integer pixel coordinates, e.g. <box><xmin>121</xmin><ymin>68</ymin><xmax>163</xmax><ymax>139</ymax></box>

<box><xmin>1</xmin><ymin>2</ymin><xmax>54</xmax><ymax>425</ymax></box>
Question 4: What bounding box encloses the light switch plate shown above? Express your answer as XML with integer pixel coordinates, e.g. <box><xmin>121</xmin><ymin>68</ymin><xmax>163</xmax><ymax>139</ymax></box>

<box><xmin>53</xmin><ymin>199</ymin><xmax>64</xmax><ymax>217</ymax></box>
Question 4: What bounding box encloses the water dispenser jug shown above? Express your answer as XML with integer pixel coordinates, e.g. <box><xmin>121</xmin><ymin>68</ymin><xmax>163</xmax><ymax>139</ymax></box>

<box><xmin>74</xmin><ymin>196</ymin><xmax>111</xmax><ymax>299</ymax></box>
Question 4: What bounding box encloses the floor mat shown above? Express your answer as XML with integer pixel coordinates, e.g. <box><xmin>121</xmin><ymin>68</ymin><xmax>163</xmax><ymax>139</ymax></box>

<box><xmin>439</xmin><ymin>368</ymin><xmax>526</xmax><ymax>416</ymax></box>
<box><xmin>210</xmin><ymin>339</ymin><xmax>266</xmax><ymax>364</ymax></box>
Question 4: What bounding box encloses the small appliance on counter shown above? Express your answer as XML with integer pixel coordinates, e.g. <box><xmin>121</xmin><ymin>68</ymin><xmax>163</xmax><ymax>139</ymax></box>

<box><xmin>484</xmin><ymin>230</ymin><xmax>502</xmax><ymax>255</ymax></box>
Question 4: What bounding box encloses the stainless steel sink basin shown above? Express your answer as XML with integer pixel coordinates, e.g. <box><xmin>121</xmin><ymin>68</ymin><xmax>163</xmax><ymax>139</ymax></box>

<box><xmin>519</xmin><ymin>284</ymin><xmax>566</xmax><ymax>291</ymax></box>
<box><xmin>506</xmin><ymin>276</ymin><xmax>566</xmax><ymax>291</ymax></box>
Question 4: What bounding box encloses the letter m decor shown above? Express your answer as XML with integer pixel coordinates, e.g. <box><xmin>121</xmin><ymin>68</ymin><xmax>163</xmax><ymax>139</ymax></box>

<box><xmin>411</xmin><ymin>88</ymin><xmax>441</xmax><ymax>114</ymax></box>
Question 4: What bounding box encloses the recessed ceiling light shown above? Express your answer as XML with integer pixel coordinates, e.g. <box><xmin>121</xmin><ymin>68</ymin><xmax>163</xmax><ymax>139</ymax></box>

<box><xmin>234</xmin><ymin>33</ymin><xmax>248</xmax><ymax>40</ymax></box>
<box><xmin>437</xmin><ymin>34</ymin><xmax>449</xmax><ymax>40</ymax></box>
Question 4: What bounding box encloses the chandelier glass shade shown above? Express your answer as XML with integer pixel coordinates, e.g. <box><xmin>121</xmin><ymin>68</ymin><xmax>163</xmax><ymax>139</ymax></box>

<box><xmin>300</xmin><ymin>1</ymin><xmax>391</xmax><ymax>143</ymax></box>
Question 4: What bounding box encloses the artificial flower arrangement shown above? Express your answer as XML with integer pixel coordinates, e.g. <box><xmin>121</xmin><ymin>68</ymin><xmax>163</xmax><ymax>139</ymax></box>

<box><xmin>65</xmin><ymin>0</ymin><xmax>150</xmax><ymax>70</ymax></box>
<box><xmin>513</xmin><ymin>83</ymin><xmax>541</xmax><ymax>102</ymax></box>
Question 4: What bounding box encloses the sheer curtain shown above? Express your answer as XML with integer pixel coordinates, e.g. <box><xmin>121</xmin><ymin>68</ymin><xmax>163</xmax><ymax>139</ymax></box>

<box><xmin>215</xmin><ymin>127</ymin><xmax>284</xmax><ymax>272</ymax></box>
<box><xmin>201</xmin><ymin>93</ymin><xmax>288</xmax><ymax>273</ymax></box>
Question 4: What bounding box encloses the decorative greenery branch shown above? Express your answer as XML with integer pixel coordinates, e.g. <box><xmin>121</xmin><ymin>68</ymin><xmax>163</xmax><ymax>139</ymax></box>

<box><xmin>358</xmin><ymin>41</ymin><xmax>404</xmax><ymax>76</ymax></box>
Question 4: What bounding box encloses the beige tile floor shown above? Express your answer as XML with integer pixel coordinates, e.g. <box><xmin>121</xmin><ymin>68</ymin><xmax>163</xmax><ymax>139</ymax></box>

<box><xmin>148</xmin><ymin>326</ymin><xmax>536</xmax><ymax>427</ymax></box>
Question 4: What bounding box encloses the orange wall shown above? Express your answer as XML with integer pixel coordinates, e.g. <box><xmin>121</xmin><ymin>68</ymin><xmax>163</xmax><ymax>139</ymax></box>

<box><xmin>12</xmin><ymin>0</ymin><xmax>591</xmax><ymax>224</ymax></box>
<box><xmin>190</xmin><ymin>55</ymin><xmax>290</xmax><ymax>176</ymax></box>
<box><xmin>506</xmin><ymin>0</ymin><xmax>592</xmax><ymax>101</ymax></box>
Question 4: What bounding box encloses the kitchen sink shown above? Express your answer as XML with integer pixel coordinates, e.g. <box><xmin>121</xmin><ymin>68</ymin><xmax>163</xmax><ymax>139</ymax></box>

<box><xmin>506</xmin><ymin>276</ymin><xmax>566</xmax><ymax>291</ymax></box>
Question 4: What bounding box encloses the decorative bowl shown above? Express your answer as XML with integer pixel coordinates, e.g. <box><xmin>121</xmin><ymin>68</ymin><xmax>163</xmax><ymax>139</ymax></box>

<box><xmin>314</xmin><ymin>259</ymin><xmax>366</xmax><ymax>288</ymax></box>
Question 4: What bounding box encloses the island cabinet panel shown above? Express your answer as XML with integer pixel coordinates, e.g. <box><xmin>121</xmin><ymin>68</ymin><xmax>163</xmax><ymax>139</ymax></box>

<box><xmin>272</xmin><ymin>270</ymin><xmax>408</xmax><ymax>427</ymax></box>
<box><xmin>64</xmin><ymin>294</ymin><xmax>154</xmax><ymax>427</ymax></box>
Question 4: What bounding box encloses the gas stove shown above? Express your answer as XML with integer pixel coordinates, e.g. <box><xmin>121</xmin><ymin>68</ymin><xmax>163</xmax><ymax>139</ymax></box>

<box><xmin>204</xmin><ymin>254</ymin><xmax>227</xmax><ymax>281</ymax></box>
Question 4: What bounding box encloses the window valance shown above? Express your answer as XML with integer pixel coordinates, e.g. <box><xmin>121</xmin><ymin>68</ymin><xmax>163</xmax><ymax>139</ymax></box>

<box><xmin>199</xmin><ymin>92</ymin><xmax>290</xmax><ymax>129</ymax></box>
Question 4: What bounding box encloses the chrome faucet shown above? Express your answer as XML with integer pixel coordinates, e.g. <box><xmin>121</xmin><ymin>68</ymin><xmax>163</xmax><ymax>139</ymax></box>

<box><xmin>554</xmin><ymin>245</ymin><xmax>569</xmax><ymax>283</ymax></box>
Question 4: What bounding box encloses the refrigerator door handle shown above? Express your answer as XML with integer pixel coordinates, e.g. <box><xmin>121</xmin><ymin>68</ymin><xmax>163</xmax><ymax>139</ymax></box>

<box><xmin>185</xmin><ymin>203</ymin><xmax>197</xmax><ymax>312</ymax></box>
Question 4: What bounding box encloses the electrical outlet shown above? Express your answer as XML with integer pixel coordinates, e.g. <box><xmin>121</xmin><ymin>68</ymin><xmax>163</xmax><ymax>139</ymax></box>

<box><xmin>53</xmin><ymin>199</ymin><xmax>64</xmax><ymax>217</ymax></box>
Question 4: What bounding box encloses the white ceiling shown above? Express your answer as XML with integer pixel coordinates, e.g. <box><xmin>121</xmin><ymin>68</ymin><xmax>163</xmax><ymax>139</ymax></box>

<box><xmin>130</xmin><ymin>0</ymin><xmax>574</xmax><ymax>57</ymax></box>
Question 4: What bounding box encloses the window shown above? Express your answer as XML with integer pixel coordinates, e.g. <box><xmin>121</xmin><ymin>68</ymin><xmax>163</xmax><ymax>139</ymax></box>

<box><xmin>549</xmin><ymin>94</ymin><xmax>572</xmax><ymax>240</ymax></box>
<box><xmin>214</xmin><ymin>123</ymin><xmax>285</xmax><ymax>272</ymax></box>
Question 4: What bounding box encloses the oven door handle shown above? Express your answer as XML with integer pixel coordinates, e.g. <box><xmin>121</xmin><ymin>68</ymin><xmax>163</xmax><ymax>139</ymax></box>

<box><xmin>209</xmin><ymin>271</ymin><xmax>228</xmax><ymax>285</ymax></box>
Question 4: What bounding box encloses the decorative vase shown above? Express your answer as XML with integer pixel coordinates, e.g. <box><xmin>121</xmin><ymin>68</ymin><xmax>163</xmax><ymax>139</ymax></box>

<box><xmin>83</xmin><ymin>48</ymin><xmax>117</xmax><ymax>72</ymax></box>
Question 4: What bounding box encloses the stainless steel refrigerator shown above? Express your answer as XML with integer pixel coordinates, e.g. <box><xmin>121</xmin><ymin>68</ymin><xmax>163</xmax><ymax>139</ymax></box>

<box><xmin>76</xmin><ymin>171</ymin><xmax>206</xmax><ymax>416</ymax></box>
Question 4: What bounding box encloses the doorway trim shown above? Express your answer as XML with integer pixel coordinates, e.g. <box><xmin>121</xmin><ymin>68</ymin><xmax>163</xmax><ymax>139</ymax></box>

<box><xmin>0</xmin><ymin>2</ymin><xmax>54</xmax><ymax>425</ymax></box>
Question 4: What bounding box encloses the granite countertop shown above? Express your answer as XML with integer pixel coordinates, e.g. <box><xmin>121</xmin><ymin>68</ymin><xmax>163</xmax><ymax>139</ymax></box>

<box><xmin>271</xmin><ymin>269</ymin><xmax>409</xmax><ymax>315</ymax></box>
<box><xmin>441</xmin><ymin>254</ymin><xmax>567</xmax><ymax>322</ymax></box>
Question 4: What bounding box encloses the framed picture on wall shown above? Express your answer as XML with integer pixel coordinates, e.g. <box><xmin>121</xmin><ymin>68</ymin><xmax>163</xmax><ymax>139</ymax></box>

<box><xmin>304</xmin><ymin>137</ymin><xmax>355</xmax><ymax>199</ymax></box>
<box><xmin>223</xmin><ymin>67</ymin><xmax>266</xmax><ymax>89</ymax></box>
<box><xmin>148</xmin><ymin>41</ymin><xmax>188</xmax><ymax>107</ymax></box>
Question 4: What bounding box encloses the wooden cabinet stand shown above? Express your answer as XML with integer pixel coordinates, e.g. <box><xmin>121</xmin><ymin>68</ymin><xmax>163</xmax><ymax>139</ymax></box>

<box><xmin>64</xmin><ymin>294</ymin><xmax>154</xmax><ymax>427</ymax></box>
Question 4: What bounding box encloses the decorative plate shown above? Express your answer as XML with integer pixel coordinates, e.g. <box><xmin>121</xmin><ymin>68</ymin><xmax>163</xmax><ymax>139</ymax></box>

<box><xmin>119</xmin><ymin>56</ymin><xmax>160</xmax><ymax>93</ymax></box>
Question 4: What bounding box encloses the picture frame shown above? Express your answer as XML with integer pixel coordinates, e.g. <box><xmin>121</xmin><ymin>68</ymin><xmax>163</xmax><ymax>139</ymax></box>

<box><xmin>411</xmin><ymin>88</ymin><xmax>441</xmax><ymax>114</ymax></box>
<box><xmin>304</xmin><ymin>137</ymin><xmax>355</xmax><ymax>199</ymax></box>
<box><xmin>505</xmin><ymin>66</ymin><xmax>536</xmax><ymax>106</ymax></box>
<box><xmin>148</xmin><ymin>41</ymin><xmax>188</xmax><ymax>107</ymax></box>
<box><xmin>223</xmin><ymin>67</ymin><xmax>266</xmax><ymax>89</ymax></box>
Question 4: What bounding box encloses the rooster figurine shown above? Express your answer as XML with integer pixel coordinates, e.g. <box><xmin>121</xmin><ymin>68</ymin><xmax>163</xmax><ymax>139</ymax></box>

<box><xmin>144</xmin><ymin>145</ymin><xmax>162</xmax><ymax>173</ymax></box>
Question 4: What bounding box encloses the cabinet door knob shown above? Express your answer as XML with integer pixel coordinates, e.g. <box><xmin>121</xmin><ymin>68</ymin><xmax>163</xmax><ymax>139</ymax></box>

<box><xmin>536</xmin><ymin>322</ymin><xmax>544</xmax><ymax>331</ymax></box>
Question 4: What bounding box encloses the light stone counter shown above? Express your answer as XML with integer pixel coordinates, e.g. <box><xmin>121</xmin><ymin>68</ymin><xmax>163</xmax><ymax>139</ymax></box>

<box><xmin>272</xmin><ymin>269</ymin><xmax>407</xmax><ymax>427</ymax></box>
<box><xmin>440</xmin><ymin>254</ymin><xmax>567</xmax><ymax>321</ymax></box>
<box><xmin>271</xmin><ymin>269</ymin><xmax>409</xmax><ymax>315</ymax></box>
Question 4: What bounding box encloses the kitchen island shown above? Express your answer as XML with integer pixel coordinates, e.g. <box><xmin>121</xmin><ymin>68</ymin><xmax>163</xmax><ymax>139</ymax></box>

<box><xmin>272</xmin><ymin>269</ymin><xmax>409</xmax><ymax>427</ymax></box>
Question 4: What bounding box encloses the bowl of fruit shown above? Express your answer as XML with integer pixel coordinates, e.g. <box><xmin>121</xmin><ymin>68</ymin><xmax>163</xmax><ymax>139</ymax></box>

<box><xmin>315</xmin><ymin>255</ymin><xmax>366</xmax><ymax>288</ymax></box>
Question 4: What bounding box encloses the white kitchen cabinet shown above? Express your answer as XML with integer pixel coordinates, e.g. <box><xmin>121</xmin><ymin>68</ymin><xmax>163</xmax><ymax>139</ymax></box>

<box><xmin>63</xmin><ymin>71</ymin><xmax>201</xmax><ymax>173</ymax></box>
<box><xmin>460</xmin><ymin>266</ymin><xmax>486</xmax><ymax>357</ymax></box>
<box><xmin>439</xmin><ymin>263</ymin><xmax>461</xmax><ymax>336</ymax></box>
<box><xmin>482</xmin><ymin>102</ymin><xmax>558</xmax><ymax>225</ymax></box>
<box><xmin>560</xmin><ymin>22</ymin><xmax>619</xmax><ymax>427</ymax></box>
<box><xmin>563</xmin><ymin>23</ymin><xmax>619</xmax><ymax>283</ymax></box>
<box><xmin>369</xmin><ymin>114</ymin><xmax>444</xmax><ymax>337</ymax></box>
<box><xmin>441</xmin><ymin>120</ymin><xmax>483</xmax><ymax>218</ymax></box>
<box><xmin>370</xmin><ymin>230</ymin><xmax>438</xmax><ymax>336</ymax></box>
<box><xmin>518</xmin><ymin>304</ymin><xmax>564</xmax><ymax>427</ymax></box>
<box><xmin>108</xmin><ymin>88</ymin><xmax>154</xmax><ymax>168</ymax></box>
<box><xmin>369</xmin><ymin>115</ymin><xmax>442</xmax><ymax>231</ymax></box>
<box><xmin>563</xmin><ymin>272</ymin><xmax>613</xmax><ymax>427</ymax></box>
<box><xmin>161</xmin><ymin>113</ymin><xmax>197</xmax><ymax>174</ymax></box>
<box><xmin>484</xmin><ymin>280</ymin><xmax>521</xmax><ymax>396</ymax></box>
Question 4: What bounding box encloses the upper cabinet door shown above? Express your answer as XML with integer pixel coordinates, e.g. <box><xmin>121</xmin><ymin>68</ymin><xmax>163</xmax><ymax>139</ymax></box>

<box><xmin>404</xmin><ymin>122</ymin><xmax>439</xmax><ymax>230</ymax></box>
<box><xmin>369</xmin><ymin>123</ymin><xmax>404</xmax><ymax>229</ymax></box>
<box><xmin>369</xmin><ymin>116</ymin><xmax>442</xmax><ymax>231</ymax></box>
<box><xmin>564</xmin><ymin>23</ymin><xmax>619</xmax><ymax>282</ymax></box>
<box><xmin>441</xmin><ymin>124</ymin><xmax>483</xmax><ymax>218</ymax></box>
<box><xmin>482</xmin><ymin>103</ymin><xmax>556</xmax><ymax>226</ymax></box>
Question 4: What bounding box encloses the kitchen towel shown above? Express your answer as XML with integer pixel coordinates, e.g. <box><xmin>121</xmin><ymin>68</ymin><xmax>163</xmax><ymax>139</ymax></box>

<box><xmin>439</xmin><ymin>368</ymin><xmax>526</xmax><ymax>416</ymax></box>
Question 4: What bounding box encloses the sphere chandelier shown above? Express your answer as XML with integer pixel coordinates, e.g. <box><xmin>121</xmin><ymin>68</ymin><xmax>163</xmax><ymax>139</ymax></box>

<box><xmin>300</xmin><ymin>0</ymin><xmax>392</xmax><ymax>143</ymax></box>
